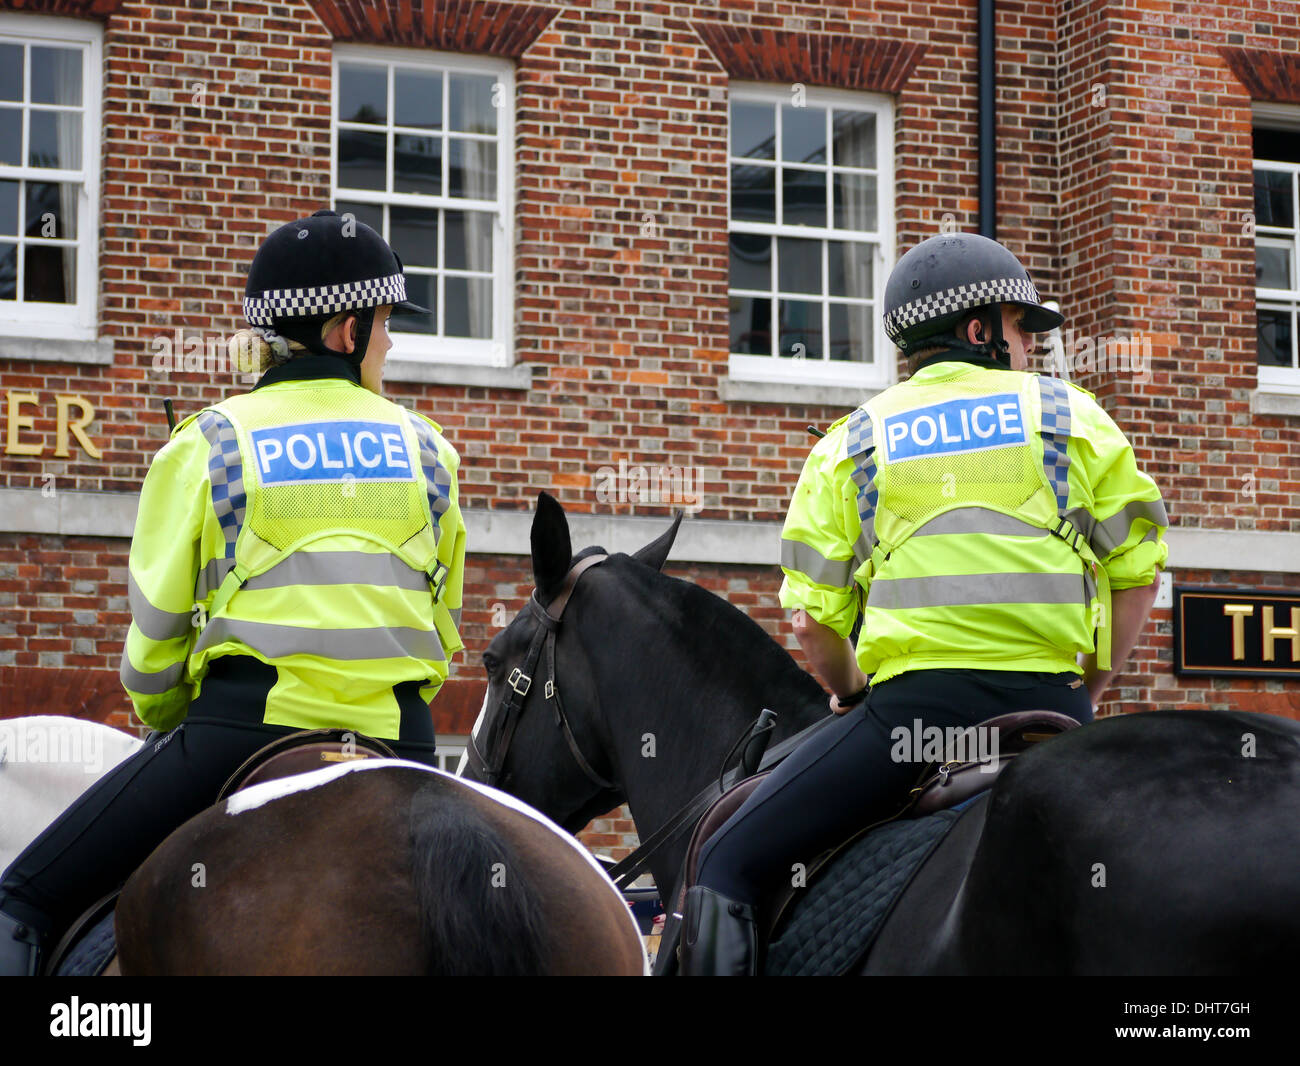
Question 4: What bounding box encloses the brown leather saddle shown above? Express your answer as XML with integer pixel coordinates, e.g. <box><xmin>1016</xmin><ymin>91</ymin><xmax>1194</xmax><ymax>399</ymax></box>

<box><xmin>676</xmin><ymin>710</ymin><xmax>1080</xmax><ymax>942</ymax></box>
<box><xmin>45</xmin><ymin>728</ymin><xmax>398</xmax><ymax>975</ymax></box>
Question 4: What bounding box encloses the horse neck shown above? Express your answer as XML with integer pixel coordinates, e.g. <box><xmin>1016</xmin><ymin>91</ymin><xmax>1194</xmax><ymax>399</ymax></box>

<box><xmin>578</xmin><ymin>571</ymin><xmax>830</xmax><ymax>897</ymax></box>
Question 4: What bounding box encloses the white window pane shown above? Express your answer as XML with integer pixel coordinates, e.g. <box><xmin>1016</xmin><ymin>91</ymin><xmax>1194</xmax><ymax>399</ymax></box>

<box><xmin>730</xmin><ymin>101</ymin><xmax>775</xmax><ymax>160</ymax></box>
<box><xmin>777</xmin><ymin>236</ymin><xmax>821</xmax><ymax>294</ymax></box>
<box><xmin>781</xmin><ymin>167</ymin><xmax>825</xmax><ymax>228</ymax></box>
<box><xmin>448</xmin><ymin>138</ymin><xmax>495</xmax><ymax>199</ymax></box>
<box><xmin>396</xmin><ymin>273</ymin><xmax>436</xmax><ymax>335</ymax></box>
<box><xmin>729</xmin><ymin>231</ymin><xmax>770</xmax><ymax>292</ymax></box>
<box><xmin>731</xmin><ymin>162</ymin><xmax>775</xmax><ymax>223</ymax></box>
<box><xmin>449</xmin><ymin>73</ymin><xmax>496</xmax><ymax>134</ymax></box>
<box><xmin>0</xmin><ymin>107</ymin><xmax>18</xmax><ymax>165</ymax></box>
<box><xmin>27</xmin><ymin>110</ymin><xmax>80</xmax><ymax>170</ymax></box>
<box><xmin>1256</xmin><ymin>244</ymin><xmax>1292</xmax><ymax>290</ymax></box>
<box><xmin>833</xmin><ymin>110</ymin><xmax>876</xmax><ymax>169</ymax></box>
<box><xmin>829</xmin><ymin>241</ymin><xmax>873</xmax><ymax>299</ymax></box>
<box><xmin>337</xmin><ymin>129</ymin><xmax>386</xmax><ymax>191</ymax></box>
<box><xmin>729</xmin><ymin>295</ymin><xmax>771</xmax><ymax>355</ymax></box>
<box><xmin>444</xmin><ymin>276</ymin><xmax>492</xmax><ymax>338</ymax></box>
<box><xmin>0</xmin><ymin>179</ymin><xmax>17</xmax><ymax>235</ymax></box>
<box><xmin>395</xmin><ymin>68</ymin><xmax>442</xmax><ymax>129</ymax></box>
<box><xmin>23</xmin><ymin>243</ymin><xmax>73</xmax><ymax>303</ymax></box>
<box><xmin>1253</xmin><ymin>169</ymin><xmax>1293</xmax><ymax>230</ymax></box>
<box><xmin>390</xmin><ymin>205</ymin><xmax>438</xmax><ymax>268</ymax></box>
<box><xmin>834</xmin><ymin>172</ymin><xmax>877</xmax><ymax>231</ymax></box>
<box><xmin>30</xmin><ymin>47</ymin><xmax>82</xmax><ymax>107</ymax></box>
<box><xmin>444</xmin><ymin>209</ymin><xmax>492</xmax><ymax>272</ymax></box>
<box><xmin>338</xmin><ymin>64</ymin><xmax>386</xmax><ymax>124</ymax></box>
<box><xmin>0</xmin><ymin>241</ymin><xmax>15</xmax><ymax>299</ymax></box>
<box><xmin>394</xmin><ymin>132</ymin><xmax>441</xmax><ymax>195</ymax></box>
<box><xmin>0</xmin><ymin>44</ymin><xmax>21</xmax><ymax>101</ymax></box>
<box><xmin>781</xmin><ymin>104</ymin><xmax>825</xmax><ymax>165</ymax></box>
<box><xmin>830</xmin><ymin>302</ymin><xmax>873</xmax><ymax>363</ymax></box>
<box><xmin>779</xmin><ymin>299</ymin><xmax>822</xmax><ymax>358</ymax></box>
<box><xmin>26</xmin><ymin>181</ymin><xmax>75</xmax><ymax>239</ymax></box>
<box><xmin>335</xmin><ymin>199</ymin><xmax>383</xmax><ymax>235</ymax></box>
<box><xmin>1257</xmin><ymin>308</ymin><xmax>1294</xmax><ymax>368</ymax></box>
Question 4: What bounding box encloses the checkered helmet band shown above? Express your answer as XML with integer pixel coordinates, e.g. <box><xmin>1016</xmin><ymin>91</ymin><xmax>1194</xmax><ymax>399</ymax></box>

<box><xmin>244</xmin><ymin>272</ymin><xmax>408</xmax><ymax>327</ymax></box>
<box><xmin>883</xmin><ymin>276</ymin><xmax>1044</xmax><ymax>345</ymax></box>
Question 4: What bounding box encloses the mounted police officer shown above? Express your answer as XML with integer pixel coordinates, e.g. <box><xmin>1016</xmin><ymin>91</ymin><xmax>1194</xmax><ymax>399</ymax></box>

<box><xmin>681</xmin><ymin>232</ymin><xmax>1168</xmax><ymax>976</ymax></box>
<box><xmin>0</xmin><ymin>210</ymin><xmax>467</xmax><ymax>975</ymax></box>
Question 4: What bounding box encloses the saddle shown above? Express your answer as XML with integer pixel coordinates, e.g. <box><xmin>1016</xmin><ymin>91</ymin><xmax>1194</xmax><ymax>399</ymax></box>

<box><xmin>673</xmin><ymin>709</ymin><xmax>1080</xmax><ymax>970</ymax></box>
<box><xmin>45</xmin><ymin>728</ymin><xmax>398</xmax><ymax>976</ymax></box>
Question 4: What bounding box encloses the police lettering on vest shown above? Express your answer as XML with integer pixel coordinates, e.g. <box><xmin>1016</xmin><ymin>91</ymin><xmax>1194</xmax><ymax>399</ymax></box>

<box><xmin>883</xmin><ymin>394</ymin><xmax>1026</xmax><ymax>462</ymax></box>
<box><xmin>250</xmin><ymin>420</ymin><xmax>415</xmax><ymax>484</ymax></box>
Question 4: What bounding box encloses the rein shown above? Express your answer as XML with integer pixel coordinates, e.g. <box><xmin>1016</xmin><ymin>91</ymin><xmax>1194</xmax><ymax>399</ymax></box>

<box><xmin>466</xmin><ymin>554</ymin><xmax>616</xmax><ymax>793</ymax></box>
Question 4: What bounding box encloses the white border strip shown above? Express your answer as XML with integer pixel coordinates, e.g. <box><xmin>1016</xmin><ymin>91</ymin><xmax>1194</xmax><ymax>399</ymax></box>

<box><xmin>1</xmin><ymin>487</ymin><xmax>1298</xmax><ymax>573</ymax></box>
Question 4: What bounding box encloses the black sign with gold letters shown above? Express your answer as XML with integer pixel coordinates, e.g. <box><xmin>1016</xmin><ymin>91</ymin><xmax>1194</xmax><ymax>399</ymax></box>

<box><xmin>1174</xmin><ymin>588</ymin><xmax>1300</xmax><ymax>679</ymax></box>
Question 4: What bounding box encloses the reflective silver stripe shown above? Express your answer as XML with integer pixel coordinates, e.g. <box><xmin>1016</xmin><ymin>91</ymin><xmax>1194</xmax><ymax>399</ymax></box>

<box><xmin>867</xmin><ymin>572</ymin><xmax>1084</xmax><ymax>610</ymax></box>
<box><xmin>912</xmin><ymin>509</ymin><xmax>1049</xmax><ymax>539</ymax></box>
<box><xmin>241</xmin><ymin>552</ymin><xmax>431</xmax><ymax>592</ymax></box>
<box><xmin>1091</xmin><ymin>499</ymin><xmax>1169</xmax><ymax>556</ymax></box>
<box><xmin>193</xmin><ymin>617</ymin><xmax>446</xmax><ymax>662</ymax></box>
<box><xmin>128</xmin><ymin>572</ymin><xmax>194</xmax><ymax>642</ymax></box>
<box><xmin>781</xmin><ymin>539</ymin><xmax>854</xmax><ymax>588</ymax></box>
<box><xmin>195</xmin><ymin>557</ymin><xmax>237</xmax><ymax>600</ymax></box>
<box><xmin>449</xmin><ymin>607</ymin><xmax>462</xmax><ymax>629</ymax></box>
<box><xmin>120</xmin><ymin>653</ymin><xmax>186</xmax><ymax>695</ymax></box>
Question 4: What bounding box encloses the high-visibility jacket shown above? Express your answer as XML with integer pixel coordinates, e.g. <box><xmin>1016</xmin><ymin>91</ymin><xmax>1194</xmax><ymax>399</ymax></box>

<box><xmin>120</xmin><ymin>371</ymin><xmax>466</xmax><ymax>736</ymax></box>
<box><xmin>779</xmin><ymin>360</ymin><xmax>1168</xmax><ymax>685</ymax></box>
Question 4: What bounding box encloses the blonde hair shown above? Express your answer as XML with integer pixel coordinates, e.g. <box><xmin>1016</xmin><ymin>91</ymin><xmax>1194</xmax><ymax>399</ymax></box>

<box><xmin>227</xmin><ymin>311</ymin><xmax>351</xmax><ymax>373</ymax></box>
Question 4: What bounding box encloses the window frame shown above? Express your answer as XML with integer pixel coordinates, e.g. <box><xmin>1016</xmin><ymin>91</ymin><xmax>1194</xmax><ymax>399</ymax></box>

<box><xmin>726</xmin><ymin>82</ymin><xmax>895</xmax><ymax>391</ymax></box>
<box><xmin>1253</xmin><ymin>105</ymin><xmax>1300</xmax><ymax>395</ymax></box>
<box><xmin>0</xmin><ymin>13</ymin><xmax>102</xmax><ymax>342</ymax></box>
<box><xmin>331</xmin><ymin>44</ymin><xmax>515</xmax><ymax>368</ymax></box>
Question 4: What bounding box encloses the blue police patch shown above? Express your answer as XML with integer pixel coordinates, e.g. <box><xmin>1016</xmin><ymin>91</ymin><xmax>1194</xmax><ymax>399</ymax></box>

<box><xmin>883</xmin><ymin>394</ymin><xmax>1026</xmax><ymax>462</ymax></box>
<box><xmin>250</xmin><ymin>421</ymin><xmax>415</xmax><ymax>484</ymax></box>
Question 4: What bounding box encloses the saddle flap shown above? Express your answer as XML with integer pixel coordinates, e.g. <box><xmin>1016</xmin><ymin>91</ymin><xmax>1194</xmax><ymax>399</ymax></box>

<box><xmin>216</xmin><ymin>729</ymin><xmax>397</xmax><ymax>801</ymax></box>
<box><xmin>679</xmin><ymin>773</ymin><xmax>770</xmax><ymax>910</ymax></box>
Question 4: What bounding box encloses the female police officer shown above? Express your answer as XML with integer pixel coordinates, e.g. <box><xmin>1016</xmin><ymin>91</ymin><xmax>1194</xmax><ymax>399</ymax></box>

<box><xmin>0</xmin><ymin>210</ymin><xmax>467</xmax><ymax>975</ymax></box>
<box><xmin>681</xmin><ymin>233</ymin><xmax>1168</xmax><ymax>976</ymax></box>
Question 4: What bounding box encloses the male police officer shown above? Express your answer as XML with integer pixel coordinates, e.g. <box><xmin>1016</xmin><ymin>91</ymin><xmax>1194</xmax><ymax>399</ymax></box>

<box><xmin>681</xmin><ymin>232</ymin><xmax>1168</xmax><ymax>976</ymax></box>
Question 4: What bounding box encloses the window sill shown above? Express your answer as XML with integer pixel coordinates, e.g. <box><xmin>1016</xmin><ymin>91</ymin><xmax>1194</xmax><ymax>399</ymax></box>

<box><xmin>382</xmin><ymin>357</ymin><xmax>532</xmax><ymax>390</ymax></box>
<box><xmin>719</xmin><ymin>376</ymin><xmax>883</xmax><ymax>408</ymax></box>
<box><xmin>0</xmin><ymin>335</ymin><xmax>114</xmax><ymax>365</ymax></box>
<box><xmin>1252</xmin><ymin>389</ymin><xmax>1300</xmax><ymax>417</ymax></box>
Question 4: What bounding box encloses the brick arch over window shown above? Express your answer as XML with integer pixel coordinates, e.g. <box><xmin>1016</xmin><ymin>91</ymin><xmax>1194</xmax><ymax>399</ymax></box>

<box><xmin>0</xmin><ymin>0</ymin><xmax>123</xmax><ymax>13</ymax></box>
<box><xmin>692</xmin><ymin>23</ymin><xmax>927</xmax><ymax>94</ymax></box>
<box><xmin>309</xmin><ymin>0</ymin><xmax>559</xmax><ymax>56</ymax></box>
<box><xmin>1219</xmin><ymin>47</ymin><xmax>1300</xmax><ymax>106</ymax></box>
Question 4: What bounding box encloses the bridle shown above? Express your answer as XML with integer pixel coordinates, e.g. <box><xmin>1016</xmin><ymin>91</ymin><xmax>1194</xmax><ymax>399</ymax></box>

<box><xmin>465</xmin><ymin>553</ymin><xmax>617</xmax><ymax>794</ymax></box>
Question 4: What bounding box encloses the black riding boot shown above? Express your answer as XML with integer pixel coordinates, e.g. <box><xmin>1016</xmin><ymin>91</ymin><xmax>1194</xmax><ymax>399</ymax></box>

<box><xmin>679</xmin><ymin>885</ymin><xmax>758</xmax><ymax>977</ymax></box>
<box><xmin>0</xmin><ymin>904</ymin><xmax>45</xmax><ymax>977</ymax></box>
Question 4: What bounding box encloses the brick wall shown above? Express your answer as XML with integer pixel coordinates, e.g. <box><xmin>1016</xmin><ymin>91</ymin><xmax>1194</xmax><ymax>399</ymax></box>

<box><xmin>2</xmin><ymin>0</ymin><xmax>1299</xmax><ymax>865</ymax></box>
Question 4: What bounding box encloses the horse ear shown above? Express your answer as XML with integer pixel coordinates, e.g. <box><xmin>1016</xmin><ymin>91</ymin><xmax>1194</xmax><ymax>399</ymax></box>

<box><xmin>631</xmin><ymin>510</ymin><xmax>683</xmax><ymax>572</ymax></box>
<box><xmin>531</xmin><ymin>491</ymin><xmax>573</xmax><ymax>599</ymax></box>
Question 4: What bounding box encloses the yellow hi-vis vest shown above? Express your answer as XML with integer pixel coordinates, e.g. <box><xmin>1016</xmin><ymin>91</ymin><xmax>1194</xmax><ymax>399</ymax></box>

<box><xmin>779</xmin><ymin>362</ymin><xmax>1168</xmax><ymax>685</ymax></box>
<box><xmin>120</xmin><ymin>377</ymin><xmax>466</xmax><ymax>736</ymax></box>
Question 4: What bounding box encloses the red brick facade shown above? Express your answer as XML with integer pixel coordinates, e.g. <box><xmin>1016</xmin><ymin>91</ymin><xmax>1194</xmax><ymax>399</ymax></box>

<box><xmin>2</xmin><ymin>1</ymin><xmax>1299</xmax><ymax>864</ymax></box>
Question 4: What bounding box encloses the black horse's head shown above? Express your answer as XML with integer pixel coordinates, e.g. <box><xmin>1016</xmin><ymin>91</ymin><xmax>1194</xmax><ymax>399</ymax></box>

<box><xmin>460</xmin><ymin>492</ymin><xmax>681</xmax><ymax>832</ymax></box>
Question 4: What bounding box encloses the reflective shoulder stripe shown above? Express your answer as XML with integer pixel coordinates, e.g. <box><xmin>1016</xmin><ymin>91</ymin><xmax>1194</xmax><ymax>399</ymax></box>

<box><xmin>195</xmin><ymin>557</ymin><xmax>237</xmax><ymax>600</ymax></box>
<box><xmin>1091</xmin><ymin>498</ymin><xmax>1170</xmax><ymax>556</ymax></box>
<box><xmin>127</xmin><ymin>571</ymin><xmax>194</xmax><ymax>642</ymax></box>
<box><xmin>120</xmin><ymin>651</ymin><xmax>186</xmax><ymax>695</ymax></box>
<box><xmin>912</xmin><ymin>508</ymin><xmax>1049</xmax><ymax>539</ymax></box>
<box><xmin>193</xmin><ymin>616</ymin><xmax>446</xmax><ymax>663</ymax></box>
<box><xmin>404</xmin><ymin>411</ymin><xmax>453</xmax><ymax>534</ymax></box>
<box><xmin>196</xmin><ymin>410</ymin><xmax>245</xmax><ymax>560</ymax></box>
<box><xmin>781</xmin><ymin>538</ymin><xmax>854</xmax><ymax>588</ymax></box>
<box><xmin>867</xmin><ymin>572</ymin><xmax>1084</xmax><ymax>610</ymax></box>
<box><xmin>241</xmin><ymin>551</ymin><xmax>430</xmax><ymax>592</ymax></box>
<box><xmin>844</xmin><ymin>407</ymin><xmax>878</xmax><ymax>550</ymax></box>
<box><xmin>1036</xmin><ymin>376</ymin><xmax>1072</xmax><ymax>512</ymax></box>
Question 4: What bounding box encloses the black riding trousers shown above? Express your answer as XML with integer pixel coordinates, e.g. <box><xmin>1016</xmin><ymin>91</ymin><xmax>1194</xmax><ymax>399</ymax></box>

<box><xmin>694</xmin><ymin>668</ymin><xmax>1093</xmax><ymax>906</ymax></box>
<box><xmin>0</xmin><ymin>658</ymin><xmax>440</xmax><ymax>941</ymax></box>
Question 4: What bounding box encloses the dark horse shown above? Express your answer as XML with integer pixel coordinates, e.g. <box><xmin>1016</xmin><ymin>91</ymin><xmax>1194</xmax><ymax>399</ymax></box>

<box><xmin>107</xmin><ymin>759</ymin><xmax>645</xmax><ymax>975</ymax></box>
<box><xmin>463</xmin><ymin>492</ymin><xmax>1300</xmax><ymax>975</ymax></box>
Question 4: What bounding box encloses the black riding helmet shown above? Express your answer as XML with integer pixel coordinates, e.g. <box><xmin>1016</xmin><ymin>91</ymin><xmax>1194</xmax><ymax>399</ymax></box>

<box><xmin>883</xmin><ymin>233</ymin><xmax>1063</xmax><ymax>365</ymax></box>
<box><xmin>243</xmin><ymin>209</ymin><xmax>429</xmax><ymax>366</ymax></box>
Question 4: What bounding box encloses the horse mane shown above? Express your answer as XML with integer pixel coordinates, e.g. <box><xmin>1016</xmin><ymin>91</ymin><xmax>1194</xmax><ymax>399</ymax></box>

<box><xmin>408</xmin><ymin>781</ymin><xmax>550</xmax><ymax>976</ymax></box>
